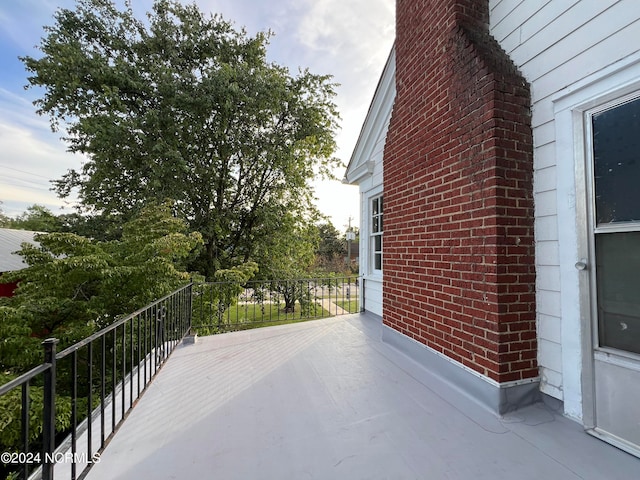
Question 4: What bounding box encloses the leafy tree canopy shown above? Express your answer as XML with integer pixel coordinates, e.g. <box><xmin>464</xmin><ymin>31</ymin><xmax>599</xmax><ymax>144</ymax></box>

<box><xmin>316</xmin><ymin>222</ymin><xmax>346</xmax><ymax>268</ymax></box>
<box><xmin>4</xmin><ymin>204</ymin><xmax>62</xmax><ymax>232</ymax></box>
<box><xmin>0</xmin><ymin>202</ymin><xmax>202</xmax><ymax>374</ymax></box>
<box><xmin>57</xmin><ymin>211</ymin><xmax>125</xmax><ymax>241</ymax></box>
<box><xmin>21</xmin><ymin>0</ymin><xmax>341</xmax><ymax>278</ymax></box>
<box><xmin>252</xmin><ymin>209</ymin><xmax>319</xmax><ymax>281</ymax></box>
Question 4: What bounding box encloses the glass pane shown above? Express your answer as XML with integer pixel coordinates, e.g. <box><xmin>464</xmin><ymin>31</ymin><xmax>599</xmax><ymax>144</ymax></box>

<box><xmin>372</xmin><ymin>198</ymin><xmax>379</xmax><ymax>216</ymax></box>
<box><xmin>373</xmin><ymin>235</ymin><xmax>382</xmax><ymax>270</ymax></box>
<box><xmin>374</xmin><ymin>235</ymin><xmax>382</xmax><ymax>253</ymax></box>
<box><xmin>592</xmin><ymin>97</ymin><xmax>640</xmax><ymax>224</ymax></box>
<box><xmin>596</xmin><ymin>231</ymin><xmax>640</xmax><ymax>354</ymax></box>
<box><xmin>373</xmin><ymin>217</ymin><xmax>379</xmax><ymax>233</ymax></box>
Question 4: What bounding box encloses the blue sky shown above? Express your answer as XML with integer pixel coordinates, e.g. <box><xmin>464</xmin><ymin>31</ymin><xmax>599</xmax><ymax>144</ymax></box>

<box><xmin>0</xmin><ymin>0</ymin><xmax>394</xmax><ymax>230</ymax></box>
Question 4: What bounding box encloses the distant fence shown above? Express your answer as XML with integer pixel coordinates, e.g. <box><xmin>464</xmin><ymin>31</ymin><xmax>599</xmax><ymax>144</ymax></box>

<box><xmin>0</xmin><ymin>284</ymin><xmax>192</xmax><ymax>480</ymax></box>
<box><xmin>191</xmin><ymin>276</ymin><xmax>360</xmax><ymax>334</ymax></box>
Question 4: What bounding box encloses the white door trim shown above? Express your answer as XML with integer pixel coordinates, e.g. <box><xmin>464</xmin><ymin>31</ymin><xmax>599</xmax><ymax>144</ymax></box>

<box><xmin>552</xmin><ymin>52</ymin><xmax>640</xmax><ymax>424</ymax></box>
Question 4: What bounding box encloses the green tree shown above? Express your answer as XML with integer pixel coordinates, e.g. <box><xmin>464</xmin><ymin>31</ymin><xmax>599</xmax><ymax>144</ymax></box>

<box><xmin>1</xmin><ymin>202</ymin><xmax>202</xmax><ymax>371</ymax></box>
<box><xmin>191</xmin><ymin>261</ymin><xmax>258</xmax><ymax>333</ymax></box>
<box><xmin>57</xmin><ymin>211</ymin><xmax>124</xmax><ymax>241</ymax></box>
<box><xmin>0</xmin><ymin>202</ymin><xmax>202</xmax><ymax>467</ymax></box>
<box><xmin>315</xmin><ymin>221</ymin><xmax>347</xmax><ymax>272</ymax></box>
<box><xmin>6</xmin><ymin>204</ymin><xmax>62</xmax><ymax>232</ymax></box>
<box><xmin>22</xmin><ymin>0</ymin><xmax>341</xmax><ymax>278</ymax></box>
<box><xmin>252</xmin><ymin>211</ymin><xmax>320</xmax><ymax>313</ymax></box>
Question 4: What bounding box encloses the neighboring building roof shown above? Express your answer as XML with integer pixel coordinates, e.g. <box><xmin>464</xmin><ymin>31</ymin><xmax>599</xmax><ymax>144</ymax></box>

<box><xmin>0</xmin><ymin>228</ymin><xmax>41</xmax><ymax>272</ymax></box>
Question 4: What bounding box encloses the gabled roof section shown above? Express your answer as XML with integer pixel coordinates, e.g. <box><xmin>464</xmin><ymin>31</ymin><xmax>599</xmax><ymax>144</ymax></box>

<box><xmin>343</xmin><ymin>45</ymin><xmax>396</xmax><ymax>185</ymax></box>
<box><xmin>0</xmin><ymin>228</ymin><xmax>41</xmax><ymax>272</ymax></box>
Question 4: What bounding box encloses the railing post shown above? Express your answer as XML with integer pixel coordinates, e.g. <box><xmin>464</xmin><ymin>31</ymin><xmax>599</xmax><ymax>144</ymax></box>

<box><xmin>187</xmin><ymin>283</ymin><xmax>193</xmax><ymax>334</ymax></box>
<box><xmin>21</xmin><ymin>382</ymin><xmax>30</xmax><ymax>480</ymax></box>
<box><xmin>42</xmin><ymin>338</ymin><xmax>59</xmax><ymax>480</ymax></box>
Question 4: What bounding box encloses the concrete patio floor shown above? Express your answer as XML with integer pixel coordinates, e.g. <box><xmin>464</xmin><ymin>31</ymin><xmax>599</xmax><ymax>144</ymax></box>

<box><xmin>85</xmin><ymin>313</ymin><xmax>639</xmax><ymax>479</ymax></box>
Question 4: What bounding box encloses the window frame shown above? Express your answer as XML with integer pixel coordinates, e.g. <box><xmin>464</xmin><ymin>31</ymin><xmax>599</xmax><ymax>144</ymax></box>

<box><xmin>370</xmin><ymin>195</ymin><xmax>383</xmax><ymax>273</ymax></box>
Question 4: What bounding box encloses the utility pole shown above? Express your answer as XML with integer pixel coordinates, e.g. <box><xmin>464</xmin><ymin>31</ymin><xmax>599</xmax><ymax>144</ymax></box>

<box><xmin>345</xmin><ymin>216</ymin><xmax>355</xmax><ymax>265</ymax></box>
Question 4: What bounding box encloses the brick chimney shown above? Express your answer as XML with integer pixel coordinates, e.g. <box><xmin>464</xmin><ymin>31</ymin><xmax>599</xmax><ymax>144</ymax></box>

<box><xmin>383</xmin><ymin>0</ymin><xmax>536</xmax><ymax>383</ymax></box>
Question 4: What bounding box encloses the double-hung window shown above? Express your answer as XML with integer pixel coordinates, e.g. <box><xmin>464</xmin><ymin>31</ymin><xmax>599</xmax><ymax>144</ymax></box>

<box><xmin>371</xmin><ymin>196</ymin><xmax>383</xmax><ymax>271</ymax></box>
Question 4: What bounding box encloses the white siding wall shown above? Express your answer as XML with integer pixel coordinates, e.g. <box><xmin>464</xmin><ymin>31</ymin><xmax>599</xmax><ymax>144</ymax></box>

<box><xmin>359</xmin><ymin>133</ymin><xmax>386</xmax><ymax>317</ymax></box>
<box><xmin>490</xmin><ymin>0</ymin><xmax>640</xmax><ymax>417</ymax></box>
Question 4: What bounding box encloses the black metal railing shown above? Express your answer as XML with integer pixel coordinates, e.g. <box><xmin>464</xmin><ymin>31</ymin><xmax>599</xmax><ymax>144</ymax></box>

<box><xmin>0</xmin><ymin>284</ymin><xmax>192</xmax><ymax>480</ymax></box>
<box><xmin>0</xmin><ymin>276</ymin><xmax>362</xmax><ymax>479</ymax></box>
<box><xmin>0</xmin><ymin>347</ymin><xmax>55</xmax><ymax>480</ymax></box>
<box><xmin>191</xmin><ymin>276</ymin><xmax>360</xmax><ymax>334</ymax></box>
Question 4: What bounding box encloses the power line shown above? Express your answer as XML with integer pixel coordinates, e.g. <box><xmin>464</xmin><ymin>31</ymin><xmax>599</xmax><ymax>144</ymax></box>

<box><xmin>0</xmin><ymin>175</ymin><xmax>52</xmax><ymax>188</ymax></box>
<box><xmin>0</xmin><ymin>178</ymin><xmax>53</xmax><ymax>192</ymax></box>
<box><xmin>0</xmin><ymin>164</ymin><xmax>53</xmax><ymax>180</ymax></box>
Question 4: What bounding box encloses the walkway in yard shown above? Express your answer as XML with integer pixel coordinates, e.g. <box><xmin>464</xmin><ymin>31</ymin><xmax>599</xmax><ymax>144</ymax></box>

<box><xmin>320</xmin><ymin>297</ymin><xmax>349</xmax><ymax>316</ymax></box>
<box><xmin>85</xmin><ymin>313</ymin><xmax>639</xmax><ymax>479</ymax></box>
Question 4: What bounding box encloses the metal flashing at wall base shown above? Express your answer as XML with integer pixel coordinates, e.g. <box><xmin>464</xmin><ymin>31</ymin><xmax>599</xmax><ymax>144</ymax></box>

<box><xmin>382</xmin><ymin>324</ymin><xmax>541</xmax><ymax>415</ymax></box>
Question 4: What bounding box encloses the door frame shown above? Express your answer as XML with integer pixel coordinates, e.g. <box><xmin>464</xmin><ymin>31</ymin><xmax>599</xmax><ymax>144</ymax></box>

<box><xmin>552</xmin><ymin>52</ymin><xmax>640</xmax><ymax>427</ymax></box>
<box><xmin>581</xmin><ymin>92</ymin><xmax>640</xmax><ymax>456</ymax></box>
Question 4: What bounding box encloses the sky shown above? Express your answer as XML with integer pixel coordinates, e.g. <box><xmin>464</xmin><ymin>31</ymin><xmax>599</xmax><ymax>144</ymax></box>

<box><xmin>0</xmin><ymin>0</ymin><xmax>395</xmax><ymax>232</ymax></box>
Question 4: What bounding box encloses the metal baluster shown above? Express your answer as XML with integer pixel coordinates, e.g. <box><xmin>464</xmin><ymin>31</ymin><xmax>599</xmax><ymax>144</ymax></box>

<box><xmin>42</xmin><ymin>338</ymin><xmax>58</xmax><ymax>480</ymax></box>
<box><xmin>21</xmin><ymin>381</ymin><xmax>30</xmax><ymax>480</ymax></box>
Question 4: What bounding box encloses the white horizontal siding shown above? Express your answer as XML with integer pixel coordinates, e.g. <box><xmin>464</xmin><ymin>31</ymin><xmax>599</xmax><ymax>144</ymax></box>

<box><xmin>536</xmin><ymin>241</ymin><xmax>559</xmax><ymax>266</ymax></box>
<box><xmin>540</xmin><ymin>367</ymin><xmax>563</xmax><ymax>399</ymax></box>
<box><xmin>536</xmin><ymin>290</ymin><xmax>561</xmax><ymax>318</ymax></box>
<box><xmin>536</xmin><ymin>265</ymin><xmax>561</xmax><ymax>292</ymax></box>
<box><xmin>532</xmin><ymin>120</ymin><xmax>555</xmax><ymax>148</ymax></box>
<box><xmin>491</xmin><ymin>0</ymin><xmax>558</xmax><ymax>45</ymax></box>
<box><xmin>538</xmin><ymin>335</ymin><xmax>564</xmax><ymax>399</ymax></box>
<box><xmin>534</xmin><ymin>142</ymin><xmax>556</xmax><ymax>170</ymax></box>
<box><xmin>538</xmin><ymin>313</ymin><xmax>562</xmax><ymax>341</ymax></box>
<box><xmin>534</xmin><ymin>190</ymin><xmax>557</xmax><ymax>217</ymax></box>
<box><xmin>363</xmin><ymin>277</ymin><xmax>383</xmax><ymax>317</ymax></box>
<box><xmin>534</xmin><ymin>165</ymin><xmax>555</xmax><ymax>193</ymax></box>
<box><xmin>531</xmin><ymin>19</ymin><xmax>640</xmax><ymax>106</ymax></box>
<box><xmin>534</xmin><ymin>215</ymin><xmax>558</xmax><ymax>242</ymax></box>
<box><xmin>491</xmin><ymin>0</ymin><xmax>640</xmax><ymax>411</ymax></box>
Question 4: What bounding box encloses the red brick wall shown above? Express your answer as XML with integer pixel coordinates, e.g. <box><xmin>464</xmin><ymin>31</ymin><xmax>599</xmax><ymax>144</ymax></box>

<box><xmin>383</xmin><ymin>0</ymin><xmax>536</xmax><ymax>383</ymax></box>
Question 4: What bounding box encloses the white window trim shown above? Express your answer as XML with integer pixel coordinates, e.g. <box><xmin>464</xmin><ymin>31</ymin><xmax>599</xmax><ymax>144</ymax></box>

<box><xmin>371</xmin><ymin>195</ymin><xmax>383</xmax><ymax>274</ymax></box>
<box><xmin>362</xmin><ymin>186</ymin><xmax>383</xmax><ymax>279</ymax></box>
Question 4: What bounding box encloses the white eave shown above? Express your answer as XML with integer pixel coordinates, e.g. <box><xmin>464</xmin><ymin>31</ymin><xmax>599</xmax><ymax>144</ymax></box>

<box><xmin>343</xmin><ymin>45</ymin><xmax>396</xmax><ymax>185</ymax></box>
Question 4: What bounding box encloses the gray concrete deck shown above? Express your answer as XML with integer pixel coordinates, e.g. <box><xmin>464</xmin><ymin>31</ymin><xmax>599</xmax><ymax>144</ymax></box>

<box><xmin>86</xmin><ymin>314</ymin><xmax>639</xmax><ymax>479</ymax></box>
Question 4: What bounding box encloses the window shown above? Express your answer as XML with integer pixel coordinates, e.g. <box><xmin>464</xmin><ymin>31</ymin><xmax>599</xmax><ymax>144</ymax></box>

<box><xmin>371</xmin><ymin>196</ymin><xmax>383</xmax><ymax>271</ymax></box>
<box><xmin>590</xmin><ymin>95</ymin><xmax>640</xmax><ymax>354</ymax></box>
<box><xmin>592</xmin><ymin>96</ymin><xmax>640</xmax><ymax>225</ymax></box>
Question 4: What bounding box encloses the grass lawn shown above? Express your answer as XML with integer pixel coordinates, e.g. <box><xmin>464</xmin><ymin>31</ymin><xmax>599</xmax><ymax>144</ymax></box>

<box><xmin>336</xmin><ymin>300</ymin><xmax>360</xmax><ymax>313</ymax></box>
<box><xmin>193</xmin><ymin>301</ymin><xmax>333</xmax><ymax>334</ymax></box>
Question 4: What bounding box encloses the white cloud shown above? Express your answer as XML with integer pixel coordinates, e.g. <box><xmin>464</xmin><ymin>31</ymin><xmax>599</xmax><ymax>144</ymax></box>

<box><xmin>295</xmin><ymin>0</ymin><xmax>394</xmax><ymax>59</ymax></box>
<box><xmin>287</xmin><ymin>0</ymin><xmax>394</xmax><ymax>229</ymax></box>
<box><xmin>0</xmin><ymin>89</ymin><xmax>81</xmax><ymax>217</ymax></box>
<box><xmin>0</xmin><ymin>123</ymin><xmax>81</xmax><ymax>216</ymax></box>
